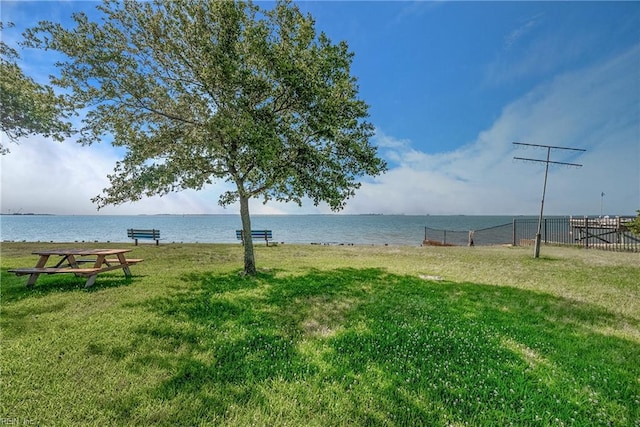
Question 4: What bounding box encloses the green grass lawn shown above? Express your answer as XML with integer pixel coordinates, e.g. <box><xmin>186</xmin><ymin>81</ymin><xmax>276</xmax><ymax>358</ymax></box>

<box><xmin>1</xmin><ymin>242</ymin><xmax>638</xmax><ymax>426</ymax></box>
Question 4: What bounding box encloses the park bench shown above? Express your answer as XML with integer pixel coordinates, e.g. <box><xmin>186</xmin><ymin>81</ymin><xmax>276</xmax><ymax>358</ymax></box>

<box><xmin>236</xmin><ymin>229</ymin><xmax>273</xmax><ymax>246</ymax></box>
<box><xmin>127</xmin><ymin>228</ymin><xmax>160</xmax><ymax>246</ymax></box>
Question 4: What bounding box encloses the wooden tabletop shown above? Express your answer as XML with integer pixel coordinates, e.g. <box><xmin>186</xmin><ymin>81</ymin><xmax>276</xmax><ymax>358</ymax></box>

<box><xmin>31</xmin><ymin>249</ymin><xmax>132</xmax><ymax>256</ymax></box>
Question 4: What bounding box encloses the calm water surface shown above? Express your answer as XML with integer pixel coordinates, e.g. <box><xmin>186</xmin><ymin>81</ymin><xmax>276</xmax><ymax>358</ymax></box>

<box><xmin>1</xmin><ymin>214</ymin><xmax>524</xmax><ymax>245</ymax></box>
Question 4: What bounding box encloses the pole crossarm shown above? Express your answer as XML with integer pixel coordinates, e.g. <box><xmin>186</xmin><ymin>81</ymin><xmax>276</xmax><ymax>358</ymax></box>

<box><xmin>513</xmin><ymin>157</ymin><xmax>583</xmax><ymax>168</ymax></box>
<box><xmin>512</xmin><ymin>142</ymin><xmax>587</xmax><ymax>152</ymax></box>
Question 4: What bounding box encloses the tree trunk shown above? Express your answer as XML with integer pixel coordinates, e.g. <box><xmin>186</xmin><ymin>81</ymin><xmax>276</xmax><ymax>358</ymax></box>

<box><xmin>239</xmin><ymin>194</ymin><xmax>257</xmax><ymax>275</ymax></box>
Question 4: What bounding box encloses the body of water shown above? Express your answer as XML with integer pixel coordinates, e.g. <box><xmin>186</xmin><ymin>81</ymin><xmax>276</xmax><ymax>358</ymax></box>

<box><xmin>1</xmin><ymin>214</ymin><xmax>530</xmax><ymax>246</ymax></box>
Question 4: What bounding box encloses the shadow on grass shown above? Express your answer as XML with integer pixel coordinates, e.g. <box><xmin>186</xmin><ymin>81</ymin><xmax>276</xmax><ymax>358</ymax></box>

<box><xmin>115</xmin><ymin>268</ymin><xmax>638</xmax><ymax>425</ymax></box>
<box><xmin>0</xmin><ymin>269</ymin><xmax>137</xmax><ymax>302</ymax></box>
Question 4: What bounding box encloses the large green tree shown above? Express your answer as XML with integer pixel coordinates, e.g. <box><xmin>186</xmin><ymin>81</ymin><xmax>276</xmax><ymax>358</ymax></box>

<box><xmin>0</xmin><ymin>22</ymin><xmax>72</xmax><ymax>154</ymax></box>
<box><xmin>25</xmin><ymin>0</ymin><xmax>386</xmax><ymax>274</ymax></box>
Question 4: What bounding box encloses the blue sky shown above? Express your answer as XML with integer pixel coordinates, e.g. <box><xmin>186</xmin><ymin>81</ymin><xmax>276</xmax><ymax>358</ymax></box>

<box><xmin>1</xmin><ymin>1</ymin><xmax>639</xmax><ymax>216</ymax></box>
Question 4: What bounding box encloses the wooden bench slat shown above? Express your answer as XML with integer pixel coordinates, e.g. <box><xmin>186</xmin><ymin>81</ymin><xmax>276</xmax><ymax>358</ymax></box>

<box><xmin>9</xmin><ymin>267</ymin><xmax>101</xmax><ymax>275</ymax></box>
<box><xmin>9</xmin><ymin>261</ymin><xmax>143</xmax><ymax>273</ymax></box>
<box><xmin>54</xmin><ymin>268</ymin><xmax>102</xmax><ymax>274</ymax></box>
<box><xmin>105</xmin><ymin>258</ymin><xmax>143</xmax><ymax>264</ymax></box>
<box><xmin>56</xmin><ymin>258</ymin><xmax>143</xmax><ymax>266</ymax></box>
<box><xmin>9</xmin><ymin>263</ymin><xmax>142</xmax><ymax>277</ymax></box>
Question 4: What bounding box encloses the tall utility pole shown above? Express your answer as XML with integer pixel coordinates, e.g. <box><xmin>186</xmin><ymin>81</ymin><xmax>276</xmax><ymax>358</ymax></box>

<box><xmin>513</xmin><ymin>142</ymin><xmax>586</xmax><ymax>258</ymax></box>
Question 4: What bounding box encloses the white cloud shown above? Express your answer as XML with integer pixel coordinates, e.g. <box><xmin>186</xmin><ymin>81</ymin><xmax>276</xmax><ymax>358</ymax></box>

<box><xmin>504</xmin><ymin>13</ymin><xmax>544</xmax><ymax>51</ymax></box>
<box><xmin>2</xmin><ymin>45</ymin><xmax>638</xmax><ymax>217</ymax></box>
<box><xmin>485</xmin><ymin>12</ymin><xmax>596</xmax><ymax>88</ymax></box>
<box><xmin>0</xmin><ymin>135</ymin><xmax>333</xmax><ymax>216</ymax></box>
<box><xmin>0</xmin><ymin>136</ymin><xmax>237</xmax><ymax>215</ymax></box>
<box><xmin>345</xmin><ymin>45</ymin><xmax>640</xmax><ymax>216</ymax></box>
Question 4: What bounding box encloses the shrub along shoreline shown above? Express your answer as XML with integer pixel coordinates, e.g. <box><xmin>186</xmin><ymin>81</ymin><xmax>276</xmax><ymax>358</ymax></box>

<box><xmin>1</xmin><ymin>242</ymin><xmax>638</xmax><ymax>425</ymax></box>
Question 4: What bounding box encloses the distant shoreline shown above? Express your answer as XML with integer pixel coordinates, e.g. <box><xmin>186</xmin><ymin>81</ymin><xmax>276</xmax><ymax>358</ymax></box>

<box><xmin>0</xmin><ymin>213</ymin><xmax>54</xmax><ymax>216</ymax></box>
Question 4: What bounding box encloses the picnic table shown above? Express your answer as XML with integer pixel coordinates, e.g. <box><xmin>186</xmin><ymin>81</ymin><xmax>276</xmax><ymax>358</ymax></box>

<box><xmin>8</xmin><ymin>249</ymin><xmax>143</xmax><ymax>288</ymax></box>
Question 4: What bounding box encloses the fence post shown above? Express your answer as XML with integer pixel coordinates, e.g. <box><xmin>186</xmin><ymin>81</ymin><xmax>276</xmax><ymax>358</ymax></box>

<box><xmin>512</xmin><ymin>219</ymin><xmax>517</xmax><ymax>246</ymax></box>
<box><xmin>584</xmin><ymin>216</ymin><xmax>589</xmax><ymax>249</ymax></box>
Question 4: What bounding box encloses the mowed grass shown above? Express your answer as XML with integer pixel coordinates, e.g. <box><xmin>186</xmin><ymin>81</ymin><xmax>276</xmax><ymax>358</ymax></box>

<box><xmin>1</xmin><ymin>242</ymin><xmax>638</xmax><ymax>426</ymax></box>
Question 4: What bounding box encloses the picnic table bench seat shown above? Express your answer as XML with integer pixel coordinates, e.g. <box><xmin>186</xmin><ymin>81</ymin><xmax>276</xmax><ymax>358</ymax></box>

<box><xmin>127</xmin><ymin>229</ymin><xmax>160</xmax><ymax>245</ymax></box>
<box><xmin>10</xmin><ymin>267</ymin><xmax>103</xmax><ymax>275</ymax></box>
<box><xmin>9</xmin><ymin>258</ymin><xmax>143</xmax><ymax>277</ymax></box>
<box><xmin>236</xmin><ymin>229</ymin><xmax>273</xmax><ymax>246</ymax></box>
<box><xmin>75</xmin><ymin>258</ymin><xmax>144</xmax><ymax>264</ymax></box>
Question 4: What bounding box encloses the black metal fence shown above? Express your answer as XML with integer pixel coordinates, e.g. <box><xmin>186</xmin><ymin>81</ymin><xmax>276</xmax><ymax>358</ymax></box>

<box><xmin>513</xmin><ymin>216</ymin><xmax>640</xmax><ymax>252</ymax></box>
<box><xmin>424</xmin><ymin>216</ymin><xmax>640</xmax><ymax>252</ymax></box>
